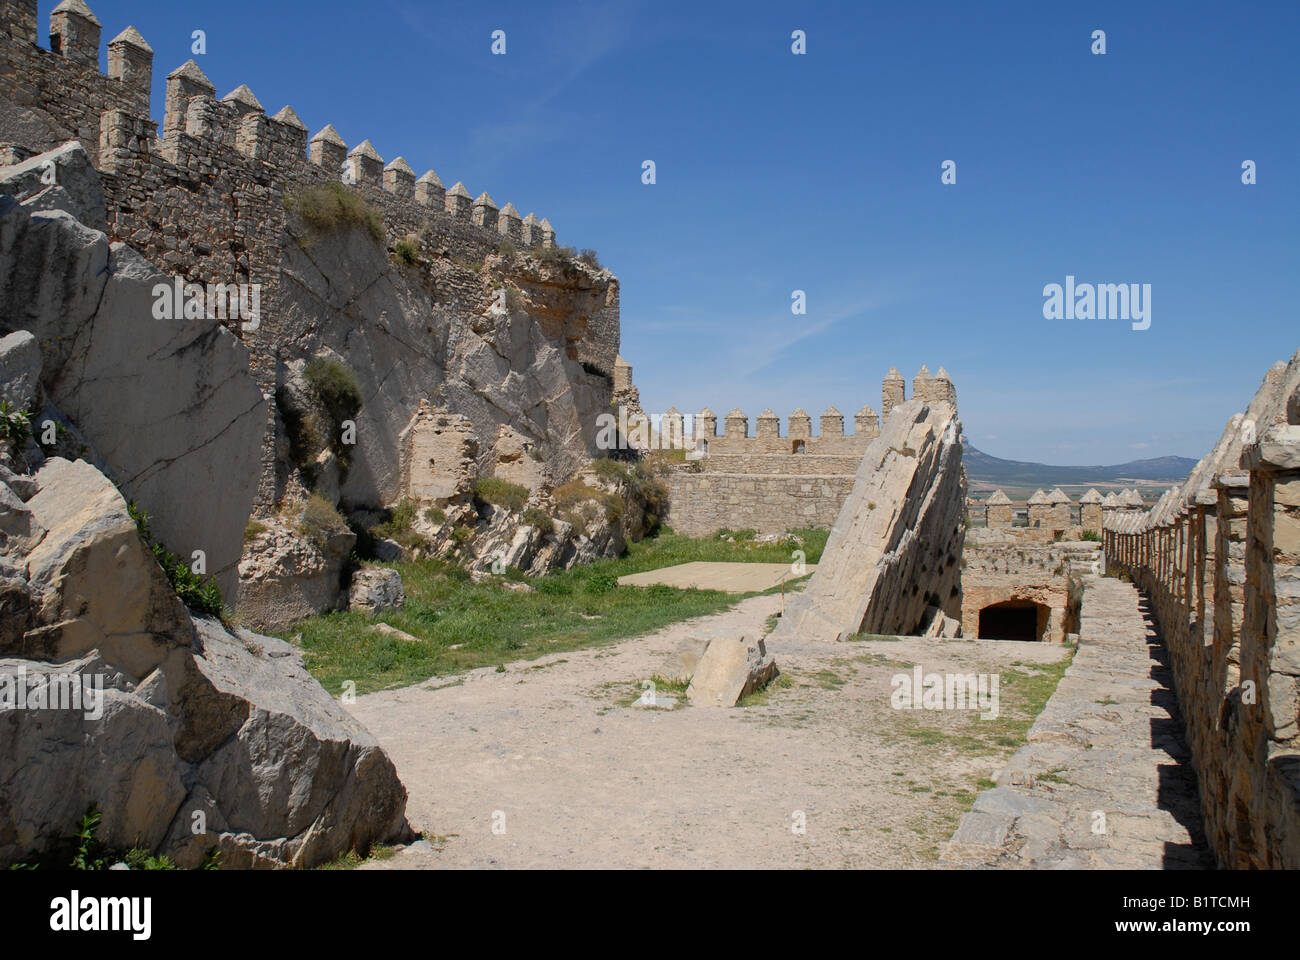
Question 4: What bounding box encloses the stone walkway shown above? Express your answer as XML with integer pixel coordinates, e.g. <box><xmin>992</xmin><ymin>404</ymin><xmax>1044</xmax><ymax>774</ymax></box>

<box><xmin>942</xmin><ymin>576</ymin><xmax>1214</xmax><ymax>869</ymax></box>
<box><xmin>617</xmin><ymin>561</ymin><xmax>816</xmax><ymax>592</ymax></box>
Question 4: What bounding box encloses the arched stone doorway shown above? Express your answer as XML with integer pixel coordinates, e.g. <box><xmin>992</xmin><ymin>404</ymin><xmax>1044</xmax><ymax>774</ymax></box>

<box><xmin>977</xmin><ymin>599</ymin><xmax>1049</xmax><ymax>642</ymax></box>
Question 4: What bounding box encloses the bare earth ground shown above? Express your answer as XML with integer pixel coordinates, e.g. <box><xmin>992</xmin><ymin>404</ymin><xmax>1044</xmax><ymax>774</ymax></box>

<box><xmin>350</xmin><ymin>593</ymin><xmax>1070</xmax><ymax>869</ymax></box>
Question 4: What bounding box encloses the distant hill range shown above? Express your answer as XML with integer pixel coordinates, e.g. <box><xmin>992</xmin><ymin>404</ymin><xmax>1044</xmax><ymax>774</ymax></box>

<box><xmin>962</xmin><ymin>439</ymin><xmax>1197</xmax><ymax>488</ymax></box>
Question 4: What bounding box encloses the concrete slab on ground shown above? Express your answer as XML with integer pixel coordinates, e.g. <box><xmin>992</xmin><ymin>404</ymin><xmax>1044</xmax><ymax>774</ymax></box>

<box><xmin>617</xmin><ymin>561</ymin><xmax>816</xmax><ymax>593</ymax></box>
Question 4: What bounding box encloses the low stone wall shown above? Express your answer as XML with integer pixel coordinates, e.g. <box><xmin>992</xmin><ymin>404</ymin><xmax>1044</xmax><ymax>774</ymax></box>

<box><xmin>663</xmin><ymin>472</ymin><xmax>854</xmax><ymax>536</ymax></box>
<box><xmin>1104</xmin><ymin>348</ymin><xmax>1300</xmax><ymax>868</ymax></box>
<box><xmin>959</xmin><ymin>529</ymin><xmax>1097</xmax><ymax>642</ymax></box>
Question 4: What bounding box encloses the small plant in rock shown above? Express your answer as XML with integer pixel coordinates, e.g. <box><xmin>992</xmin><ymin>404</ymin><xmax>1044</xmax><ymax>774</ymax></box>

<box><xmin>423</xmin><ymin>506</ymin><xmax>447</xmax><ymax>525</ymax></box>
<box><xmin>392</xmin><ymin>237</ymin><xmax>419</xmax><ymax>265</ymax></box>
<box><xmin>285</xmin><ymin>181</ymin><xmax>385</xmax><ymax>244</ymax></box>
<box><xmin>523</xmin><ymin>507</ymin><xmax>554</xmax><ymax>535</ymax></box>
<box><xmin>474</xmin><ymin>477</ymin><xmax>529</xmax><ymax>513</ymax></box>
<box><xmin>0</xmin><ymin>400</ymin><xmax>31</xmax><ymax>458</ymax></box>
<box><xmin>128</xmin><ymin>500</ymin><xmax>224</xmax><ymax>616</ymax></box>
<box><xmin>297</xmin><ymin>493</ymin><xmax>349</xmax><ymax>547</ymax></box>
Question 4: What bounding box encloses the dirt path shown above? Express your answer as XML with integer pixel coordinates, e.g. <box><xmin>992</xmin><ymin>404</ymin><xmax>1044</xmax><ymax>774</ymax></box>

<box><xmin>943</xmin><ymin>577</ymin><xmax>1213</xmax><ymax>869</ymax></box>
<box><xmin>350</xmin><ymin>593</ymin><xmax>1070</xmax><ymax>869</ymax></box>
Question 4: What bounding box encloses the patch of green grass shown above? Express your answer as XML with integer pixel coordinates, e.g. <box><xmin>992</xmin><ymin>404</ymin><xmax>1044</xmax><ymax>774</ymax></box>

<box><xmin>474</xmin><ymin>477</ymin><xmax>529</xmax><ymax>513</ymax></box>
<box><xmin>315</xmin><ymin>843</ymin><xmax>395</xmax><ymax>871</ymax></box>
<box><xmin>283</xmin><ymin>527</ymin><xmax>833</xmax><ymax>695</ymax></box>
<box><xmin>812</xmin><ymin>669</ymin><xmax>846</xmax><ymax>690</ymax></box>
<box><xmin>737</xmin><ymin>672</ymin><xmax>795</xmax><ymax>707</ymax></box>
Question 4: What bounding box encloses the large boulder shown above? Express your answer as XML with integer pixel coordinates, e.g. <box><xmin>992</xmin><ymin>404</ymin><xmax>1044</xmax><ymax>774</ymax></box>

<box><xmin>236</xmin><ymin>515</ymin><xmax>356</xmax><ymax>630</ymax></box>
<box><xmin>0</xmin><ymin>153</ymin><xmax>267</xmax><ymax>600</ymax></box>
<box><xmin>0</xmin><ymin>457</ymin><xmax>410</xmax><ymax>868</ymax></box>
<box><xmin>348</xmin><ymin>566</ymin><xmax>404</xmax><ymax>614</ymax></box>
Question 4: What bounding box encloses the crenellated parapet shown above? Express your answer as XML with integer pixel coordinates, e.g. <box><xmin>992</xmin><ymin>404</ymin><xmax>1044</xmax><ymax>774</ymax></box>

<box><xmin>0</xmin><ymin>1</ymin><xmax>565</xmax><ymax>261</ymax></box>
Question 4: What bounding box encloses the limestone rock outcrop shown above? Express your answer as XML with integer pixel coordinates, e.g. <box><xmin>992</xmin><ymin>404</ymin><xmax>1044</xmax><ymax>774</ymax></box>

<box><xmin>0</xmin><ymin>457</ymin><xmax>410</xmax><ymax>868</ymax></box>
<box><xmin>0</xmin><ymin>146</ymin><xmax>267</xmax><ymax>600</ymax></box>
<box><xmin>770</xmin><ymin>398</ymin><xmax>966</xmax><ymax>642</ymax></box>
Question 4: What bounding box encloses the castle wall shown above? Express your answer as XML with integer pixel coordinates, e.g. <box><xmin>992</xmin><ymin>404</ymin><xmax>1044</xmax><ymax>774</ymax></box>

<box><xmin>663</xmin><ymin>472</ymin><xmax>855</xmax><ymax>536</ymax></box>
<box><xmin>697</xmin><ymin>454</ymin><xmax>863</xmax><ymax>476</ymax></box>
<box><xmin>0</xmin><ymin>4</ymin><xmax>618</xmax><ymax>514</ymax></box>
<box><xmin>1103</xmin><ymin>348</ymin><xmax>1300</xmax><ymax>868</ymax></box>
<box><xmin>665</xmin><ymin>370</ymin><xmax>957</xmax><ymax>538</ymax></box>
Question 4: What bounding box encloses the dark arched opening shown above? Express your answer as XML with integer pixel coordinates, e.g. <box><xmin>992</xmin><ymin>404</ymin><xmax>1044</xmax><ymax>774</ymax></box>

<box><xmin>978</xmin><ymin>600</ymin><xmax>1048</xmax><ymax>642</ymax></box>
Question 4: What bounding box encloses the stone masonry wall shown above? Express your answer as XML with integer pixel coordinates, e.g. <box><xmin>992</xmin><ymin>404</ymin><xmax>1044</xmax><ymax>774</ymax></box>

<box><xmin>663</xmin><ymin>472</ymin><xmax>855</xmax><ymax>536</ymax></box>
<box><xmin>1103</xmin><ymin>347</ymin><xmax>1300</xmax><ymax>868</ymax></box>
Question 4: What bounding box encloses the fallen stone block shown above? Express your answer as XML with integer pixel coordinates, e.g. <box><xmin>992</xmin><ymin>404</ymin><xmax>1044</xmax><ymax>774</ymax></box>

<box><xmin>686</xmin><ymin>635</ymin><xmax>779</xmax><ymax>707</ymax></box>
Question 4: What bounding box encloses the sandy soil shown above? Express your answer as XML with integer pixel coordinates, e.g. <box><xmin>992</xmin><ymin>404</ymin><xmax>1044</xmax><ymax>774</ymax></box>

<box><xmin>351</xmin><ymin>593</ymin><xmax>1069</xmax><ymax>869</ymax></box>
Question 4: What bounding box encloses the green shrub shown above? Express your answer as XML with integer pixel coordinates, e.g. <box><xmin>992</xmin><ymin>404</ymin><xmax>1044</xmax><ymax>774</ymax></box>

<box><xmin>578</xmin><ymin>248</ymin><xmax>603</xmax><ymax>270</ymax></box>
<box><xmin>244</xmin><ymin>520</ymin><xmax>269</xmax><ymax>543</ymax></box>
<box><xmin>474</xmin><ymin>477</ymin><xmax>529</xmax><ymax>513</ymax></box>
<box><xmin>523</xmin><ymin>507</ymin><xmax>554</xmax><ymax>535</ymax></box>
<box><xmin>128</xmin><ymin>500</ymin><xmax>223</xmax><ymax>616</ymax></box>
<box><xmin>298</xmin><ymin>493</ymin><xmax>348</xmax><ymax>546</ymax></box>
<box><xmin>424</xmin><ymin>506</ymin><xmax>447</xmax><ymax>525</ymax></box>
<box><xmin>451</xmin><ymin>524</ymin><xmax>473</xmax><ymax>543</ymax></box>
<box><xmin>591</xmin><ymin>457</ymin><xmax>627</xmax><ymax>485</ymax></box>
<box><xmin>0</xmin><ymin>400</ymin><xmax>31</xmax><ymax>458</ymax></box>
<box><xmin>285</xmin><ymin>181</ymin><xmax>385</xmax><ymax>244</ymax></box>
<box><xmin>387</xmin><ymin>498</ymin><xmax>417</xmax><ymax>532</ymax></box>
<box><xmin>392</xmin><ymin>237</ymin><xmax>419</xmax><ymax>265</ymax></box>
<box><xmin>1080</xmin><ymin>529</ymin><xmax>1101</xmax><ymax>542</ymax></box>
<box><xmin>303</xmin><ymin>358</ymin><xmax>363</xmax><ymax>427</ymax></box>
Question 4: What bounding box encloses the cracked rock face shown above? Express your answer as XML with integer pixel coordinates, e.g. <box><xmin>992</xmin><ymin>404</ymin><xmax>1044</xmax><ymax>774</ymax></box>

<box><xmin>0</xmin><ymin>149</ymin><xmax>267</xmax><ymax>600</ymax></box>
<box><xmin>271</xmin><ymin>225</ymin><xmax>614</xmax><ymax>512</ymax></box>
<box><xmin>0</xmin><ymin>457</ymin><xmax>409</xmax><ymax>868</ymax></box>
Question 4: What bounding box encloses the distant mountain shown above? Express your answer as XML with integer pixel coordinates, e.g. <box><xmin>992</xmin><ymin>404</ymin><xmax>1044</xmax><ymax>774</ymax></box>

<box><xmin>962</xmin><ymin>439</ymin><xmax>1197</xmax><ymax>488</ymax></box>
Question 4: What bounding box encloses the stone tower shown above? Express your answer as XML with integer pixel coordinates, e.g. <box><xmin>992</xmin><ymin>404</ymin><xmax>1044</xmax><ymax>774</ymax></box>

<box><xmin>882</xmin><ymin>368</ymin><xmax>905</xmax><ymax>421</ymax></box>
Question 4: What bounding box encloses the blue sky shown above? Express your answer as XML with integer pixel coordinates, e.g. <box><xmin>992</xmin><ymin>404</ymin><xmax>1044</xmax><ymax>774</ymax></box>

<box><xmin>82</xmin><ymin>0</ymin><xmax>1298</xmax><ymax>464</ymax></box>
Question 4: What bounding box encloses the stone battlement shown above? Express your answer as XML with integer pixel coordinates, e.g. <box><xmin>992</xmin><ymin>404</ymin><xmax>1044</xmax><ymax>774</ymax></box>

<box><xmin>682</xmin><ymin>365</ymin><xmax>956</xmax><ymax>458</ymax></box>
<box><xmin>0</xmin><ymin>1</ymin><xmax>567</xmax><ymax>275</ymax></box>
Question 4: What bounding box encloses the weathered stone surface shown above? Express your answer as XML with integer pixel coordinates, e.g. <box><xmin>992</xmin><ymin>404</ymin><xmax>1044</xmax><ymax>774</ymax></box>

<box><xmin>942</xmin><ymin>578</ymin><xmax>1213</xmax><ymax>869</ymax></box>
<box><xmin>0</xmin><ymin>186</ymin><xmax>266</xmax><ymax>600</ymax></box>
<box><xmin>0</xmin><ymin>330</ymin><xmax>40</xmax><ymax>411</ymax></box>
<box><xmin>0</xmin><ymin>140</ymin><xmax>105</xmax><ymax>229</ymax></box>
<box><xmin>236</xmin><ymin>516</ymin><xmax>356</xmax><ymax>630</ymax></box>
<box><xmin>349</xmin><ymin>566</ymin><xmax>404</xmax><ymax>614</ymax></box>
<box><xmin>19</xmin><ymin>457</ymin><xmax>192</xmax><ymax>678</ymax></box>
<box><xmin>771</xmin><ymin>398</ymin><xmax>965</xmax><ymax>642</ymax></box>
<box><xmin>0</xmin><ymin>460</ymin><xmax>411</xmax><ymax>869</ymax></box>
<box><xmin>686</xmin><ymin>635</ymin><xmax>778</xmax><ymax>707</ymax></box>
